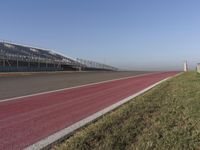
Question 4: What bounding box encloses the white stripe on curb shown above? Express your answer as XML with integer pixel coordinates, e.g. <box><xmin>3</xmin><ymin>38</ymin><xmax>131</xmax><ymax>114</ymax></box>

<box><xmin>25</xmin><ymin>72</ymin><xmax>182</xmax><ymax>150</ymax></box>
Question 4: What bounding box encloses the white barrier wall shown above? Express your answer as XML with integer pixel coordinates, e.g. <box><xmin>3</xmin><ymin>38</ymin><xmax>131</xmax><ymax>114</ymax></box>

<box><xmin>197</xmin><ymin>64</ymin><xmax>200</xmax><ymax>73</ymax></box>
<box><xmin>184</xmin><ymin>61</ymin><xmax>188</xmax><ymax>72</ymax></box>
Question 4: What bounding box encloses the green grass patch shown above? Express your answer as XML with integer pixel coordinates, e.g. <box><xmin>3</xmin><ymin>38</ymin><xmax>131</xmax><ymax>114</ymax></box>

<box><xmin>53</xmin><ymin>72</ymin><xmax>200</xmax><ymax>150</ymax></box>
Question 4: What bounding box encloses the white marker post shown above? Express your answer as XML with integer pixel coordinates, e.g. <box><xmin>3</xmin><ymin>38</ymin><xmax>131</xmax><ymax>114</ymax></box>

<box><xmin>184</xmin><ymin>61</ymin><xmax>188</xmax><ymax>72</ymax></box>
<box><xmin>197</xmin><ymin>63</ymin><xmax>200</xmax><ymax>73</ymax></box>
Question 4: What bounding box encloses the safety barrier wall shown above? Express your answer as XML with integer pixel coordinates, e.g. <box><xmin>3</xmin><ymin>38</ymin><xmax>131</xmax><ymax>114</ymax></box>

<box><xmin>0</xmin><ymin>66</ymin><xmax>63</xmax><ymax>72</ymax></box>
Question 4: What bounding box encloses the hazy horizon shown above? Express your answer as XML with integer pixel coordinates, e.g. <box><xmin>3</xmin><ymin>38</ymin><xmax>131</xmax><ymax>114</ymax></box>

<box><xmin>1</xmin><ymin>0</ymin><xmax>200</xmax><ymax>71</ymax></box>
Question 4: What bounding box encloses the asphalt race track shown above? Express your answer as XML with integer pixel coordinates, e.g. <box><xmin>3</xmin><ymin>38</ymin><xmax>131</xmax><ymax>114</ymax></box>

<box><xmin>0</xmin><ymin>71</ymin><xmax>150</xmax><ymax>100</ymax></box>
<box><xmin>0</xmin><ymin>72</ymin><xmax>179</xmax><ymax>150</ymax></box>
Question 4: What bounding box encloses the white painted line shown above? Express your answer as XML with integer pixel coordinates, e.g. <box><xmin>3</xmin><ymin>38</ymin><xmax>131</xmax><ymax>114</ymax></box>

<box><xmin>0</xmin><ymin>72</ymin><xmax>159</xmax><ymax>103</ymax></box>
<box><xmin>25</xmin><ymin>73</ymin><xmax>181</xmax><ymax>150</ymax></box>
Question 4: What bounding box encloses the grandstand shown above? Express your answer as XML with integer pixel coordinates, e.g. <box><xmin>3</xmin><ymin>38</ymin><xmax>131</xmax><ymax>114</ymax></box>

<box><xmin>0</xmin><ymin>41</ymin><xmax>84</xmax><ymax>72</ymax></box>
<box><xmin>77</xmin><ymin>58</ymin><xmax>118</xmax><ymax>71</ymax></box>
<box><xmin>0</xmin><ymin>41</ymin><xmax>117</xmax><ymax>72</ymax></box>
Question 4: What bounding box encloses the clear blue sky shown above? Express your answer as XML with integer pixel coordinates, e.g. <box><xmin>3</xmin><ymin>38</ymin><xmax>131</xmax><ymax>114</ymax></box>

<box><xmin>1</xmin><ymin>0</ymin><xmax>200</xmax><ymax>71</ymax></box>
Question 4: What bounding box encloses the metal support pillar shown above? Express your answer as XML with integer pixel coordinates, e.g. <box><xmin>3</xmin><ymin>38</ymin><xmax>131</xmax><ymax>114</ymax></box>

<box><xmin>17</xmin><ymin>60</ymin><xmax>19</xmax><ymax>68</ymax></box>
<box><xmin>3</xmin><ymin>59</ymin><xmax>5</xmax><ymax>67</ymax></box>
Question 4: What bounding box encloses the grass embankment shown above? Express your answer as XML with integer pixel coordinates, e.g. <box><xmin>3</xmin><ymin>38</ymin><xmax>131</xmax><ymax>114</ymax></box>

<box><xmin>53</xmin><ymin>72</ymin><xmax>200</xmax><ymax>150</ymax></box>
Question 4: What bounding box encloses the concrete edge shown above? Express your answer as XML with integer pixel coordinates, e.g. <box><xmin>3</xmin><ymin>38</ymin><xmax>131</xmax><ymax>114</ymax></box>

<box><xmin>25</xmin><ymin>72</ymin><xmax>182</xmax><ymax>150</ymax></box>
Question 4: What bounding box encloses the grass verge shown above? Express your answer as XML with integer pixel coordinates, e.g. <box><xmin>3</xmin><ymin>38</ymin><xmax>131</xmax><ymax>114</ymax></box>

<box><xmin>53</xmin><ymin>72</ymin><xmax>200</xmax><ymax>150</ymax></box>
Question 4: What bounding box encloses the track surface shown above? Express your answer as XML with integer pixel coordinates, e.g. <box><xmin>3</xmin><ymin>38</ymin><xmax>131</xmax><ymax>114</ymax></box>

<box><xmin>0</xmin><ymin>71</ymin><xmax>150</xmax><ymax>100</ymax></box>
<box><xmin>0</xmin><ymin>72</ymin><xmax>178</xmax><ymax>150</ymax></box>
